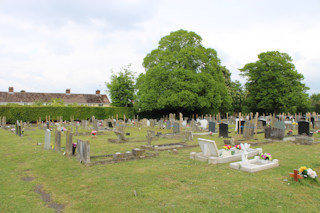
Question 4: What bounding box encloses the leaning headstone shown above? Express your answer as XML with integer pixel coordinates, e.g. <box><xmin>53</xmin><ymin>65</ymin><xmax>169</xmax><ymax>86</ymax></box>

<box><xmin>219</xmin><ymin>123</ymin><xmax>228</xmax><ymax>138</ymax></box>
<box><xmin>55</xmin><ymin>130</ymin><xmax>61</xmax><ymax>152</ymax></box>
<box><xmin>298</xmin><ymin>121</ymin><xmax>310</xmax><ymax>135</ymax></box>
<box><xmin>44</xmin><ymin>129</ymin><xmax>51</xmax><ymax>150</ymax></box>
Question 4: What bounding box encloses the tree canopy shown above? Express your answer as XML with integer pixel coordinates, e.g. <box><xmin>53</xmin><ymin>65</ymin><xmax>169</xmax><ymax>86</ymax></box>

<box><xmin>135</xmin><ymin>29</ymin><xmax>231</xmax><ymax>115</ymax></box>
<box><xmin>240</xmin><ymin>51</ymin><xmax>309</xmax><ymax>114</ymax></box>
<box><xmin>106</xmin><ymin>65</ymin><xmax>135</xmax><ymax>107</ymax></box>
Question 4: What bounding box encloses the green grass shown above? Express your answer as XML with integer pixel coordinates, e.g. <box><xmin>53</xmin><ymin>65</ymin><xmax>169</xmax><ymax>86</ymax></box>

<box><xmin>1</xmin><ymin>125</ymin><xmax>320</xmax><ymax>212</ymax></box>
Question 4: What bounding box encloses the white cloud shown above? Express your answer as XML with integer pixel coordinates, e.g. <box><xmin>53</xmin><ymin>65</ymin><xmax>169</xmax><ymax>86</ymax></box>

<box><xmin>0</xmin><ymin>0</ymin><xmax>319</xmax><ymax>96</ymax></box>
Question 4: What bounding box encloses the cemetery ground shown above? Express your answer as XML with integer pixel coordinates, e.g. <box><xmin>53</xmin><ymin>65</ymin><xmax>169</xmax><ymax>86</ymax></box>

<box><xmin>1</xmin><ymin>125</ymin><xmax>320</xmax><ymax>212</ymax></box>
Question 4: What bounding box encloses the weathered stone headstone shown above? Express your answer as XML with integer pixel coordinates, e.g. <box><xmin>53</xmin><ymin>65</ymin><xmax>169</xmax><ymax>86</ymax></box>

<box><xmin>298</xmin><ymin>121</ymin><xmax>310</xmax><ymax>135</ymax></box>
<box><xmin>158</xmin><ymin>120</ymin><xmax>164</xmax><ymax>129</ymax></box>
<box><xmin>265</xmin><ymin>121</ymin><xmax>285</xmax><ymax>140</ymax></box>
<box><xmin>173</xmin><ymin>122</ymin><xmax>180</xmax><ymax>134</ymax></box>
<box><xmin>184</xmin><ymin>131</ymin><xmax>193</xmax><ymax>142</ymax></box>
<box><xmin>166</xmin><ymin>120</ymin><xmax>171</xmax><ymax>130</ymax></box>
<box><xmin>209</xmin><ymin>121</ymin><xmax>215</xmax><ymax>133</ymax></box>
<box><xmin>243</xmin><ymin>121</ymin><xmax>255</xmax><ymax>139</ymax></box>
<box><xmin>314</xmin><ymin>120</ymin><xmax>320</xmax><ymax>128</ymax></box>
<box><xmin>66</xmin><ymin>130</ymin><xmax>73</xmax><ymax>156</ymax></box>
<box><xmin>55</xmin><ymin>130</ymin><xmax>61</xmax><ymax>152</ymax></box>
<box><xmin>93</xmin><ymin>119</ymin><xmax>98</xmax><ymax>131</ymax></box>
<box><xmin>77</xmin><ymin>139</ymin><xmax>90</xmax><ymax>164</ymax></box>
<box><xmin>219</xmin><ymin>123</ymin><xmax>228</xmax><ymax>138</ymax></box>
<box><xmin>44</xmin><ymin>129</ymin><xmax>51</xmax><ymax>150</ymax></box>
<box><xmin>150</xmin><ymin>119</ymin><xmax>155</xmax><ymax>128</ymax></box>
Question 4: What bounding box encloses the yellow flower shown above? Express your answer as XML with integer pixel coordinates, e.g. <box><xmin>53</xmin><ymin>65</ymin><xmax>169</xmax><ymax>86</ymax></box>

<box><xmin>299</xmin><ymin>166</ymin><xmax>307</xmax><ymax>173</ymax></box>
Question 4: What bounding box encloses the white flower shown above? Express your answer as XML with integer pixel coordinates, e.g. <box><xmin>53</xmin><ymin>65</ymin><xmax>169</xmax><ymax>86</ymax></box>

<box><xmin>307</xmin><ymin>168</ymin><xmax>317</xmax><ymax>179</ymax></box>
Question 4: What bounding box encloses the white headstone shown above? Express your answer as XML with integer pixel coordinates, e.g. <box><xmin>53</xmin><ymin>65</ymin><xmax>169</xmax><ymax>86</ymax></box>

<box><xmin>198</xmin><ymin>138</ymin><xmax>219</xmax><ymax>157</ymax></box>
<box><xmin>44</xmin><ymin>129</ymin><xmax>51</xmax><ymax>150</ymax></box>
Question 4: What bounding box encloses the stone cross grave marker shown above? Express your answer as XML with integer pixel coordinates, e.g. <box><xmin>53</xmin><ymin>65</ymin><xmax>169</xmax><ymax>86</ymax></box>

<box><xmin>44</xmin><ymin>129</ymin><xmax>51</xmax><ymax>150</ymax></box>
<box><xmin>198</xmin><ymin>138</ymin><xmax>219</xmax><ymax>157</ymax></box>
<box><xmin>289</xmin><ymin>169</ymin><xmax>303</xmax><ymax>182</ymax></box>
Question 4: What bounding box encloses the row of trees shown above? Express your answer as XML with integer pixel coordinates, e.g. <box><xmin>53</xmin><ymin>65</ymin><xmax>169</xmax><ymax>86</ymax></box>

<box><xmin>106</xmin><ymin>29</ymin><xmax>314</xmax><ymax>115</ymax></box>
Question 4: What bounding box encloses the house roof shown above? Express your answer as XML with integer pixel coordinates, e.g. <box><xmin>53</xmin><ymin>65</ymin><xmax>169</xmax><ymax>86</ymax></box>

<box><xmin>0</xmin><ymin>91</ymin><xmax>110</xmax><ymax>104</ymax></box>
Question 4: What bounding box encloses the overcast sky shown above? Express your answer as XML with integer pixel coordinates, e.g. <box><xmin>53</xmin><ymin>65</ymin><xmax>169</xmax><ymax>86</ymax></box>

<box><xmin>1</xmin><ymin>0</ymin><xmax>319</xmax><ymax>96</ymax></box>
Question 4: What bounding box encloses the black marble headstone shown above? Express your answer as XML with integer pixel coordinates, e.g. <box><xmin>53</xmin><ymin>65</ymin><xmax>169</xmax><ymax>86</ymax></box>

<box><xmin>298</xmin><ymin>121</ymin><xmax>310</xmax><ymax>135</ymax></box>
<box><xmin>237</xmin><ymin>120</ymin><xmax>246</xmax><ymax>134</ymax></box>
<box><xmin>219</xmin><ymin>123</ymin><xmax>228</xmax><ymax>138</ymax></box>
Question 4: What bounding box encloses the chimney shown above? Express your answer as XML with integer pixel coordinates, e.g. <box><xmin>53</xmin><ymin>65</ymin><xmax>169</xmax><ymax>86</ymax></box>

<box><xmin>9</xmin><ymin>87</ymin><xmax>14</xmax><ymax>93</ymax></box>
<box><xmin>96</xmin><ymin>90</ymin><xmax>100</xmax><ymax>95</ymax></box>
<box><xmin>66</xmin><ymin>89</ymin><xmax>71</xmax><ymax>94</ymax></box>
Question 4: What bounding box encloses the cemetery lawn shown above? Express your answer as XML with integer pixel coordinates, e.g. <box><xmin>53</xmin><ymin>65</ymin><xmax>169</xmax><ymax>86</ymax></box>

<box><xmin>1</xmin><ymin>127</ymin><xmax>320</xmax><ymax>213</ymax></box>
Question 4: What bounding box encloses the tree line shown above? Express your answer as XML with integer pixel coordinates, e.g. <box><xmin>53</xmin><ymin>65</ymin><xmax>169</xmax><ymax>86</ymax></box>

<box><xmin>106</xmin><ymin>29</ymin><xmax>316</xmax><ymax>116</ymax></box>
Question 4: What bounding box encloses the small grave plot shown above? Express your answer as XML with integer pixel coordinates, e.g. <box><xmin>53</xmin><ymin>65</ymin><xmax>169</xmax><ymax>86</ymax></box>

<box><xmin>141</xmin><ymin>142</ymin><xmax>198</xmax><ymax>151</ymax></box>
<box><xmin>85</xmin><ymin>149</ymin><xmax>158</xmax><ymax>166</ymax></box>
<box><xmin>108</xmin><ymin>130</ymin><xmax>146</xmax><ymax>143</ymax></box>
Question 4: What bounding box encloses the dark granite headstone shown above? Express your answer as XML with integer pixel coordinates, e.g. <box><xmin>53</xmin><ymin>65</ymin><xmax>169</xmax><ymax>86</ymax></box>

<box><xmin>209</xmin><ymin>121</ymin><xmax>215</xmax><ymax>133</ymax></box>
<box><xmin>219</xmin><ymin>123</ymin><xmax>228</xmax><ymax>138</ymax></box>
<box><xmin>298</xmin><ymin>121</ymin><xmax>310</xmax><ymax>135</ymax></box>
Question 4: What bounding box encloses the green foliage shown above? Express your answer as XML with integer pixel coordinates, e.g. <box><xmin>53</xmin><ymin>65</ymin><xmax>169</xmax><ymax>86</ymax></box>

<box><xmin>229</xmin><ymin>80</ymin><xmax>244</xmax><ymax>113</ymax></box>
<box><xmin>0</xmin><ymin>106</ymin><xmax>134</xmax><ymax>123</ymax></box>
<box><xmin>136</xmin><ymin>29</ymin><xmax>232</xmax><ymax>115</ymax></box>
<box><xmin>106</xmin><ymin>64</ymin><xmax>135</xmax><ymax>107</ymax></box>
<box><xmin>240</xmin><ymin>51</ymin><xmax>309</xmax><ymax>114</ymax></box>
<box><xmin>33</xmin><ymin>100</ymin><xmax>44</xmax><ymax>106</ymax></box>
<box><xmin>310</xmin><ymin>93</ymin><xmax>320</xmax><ymax>113</ymax></box>
<box><xmin>48</xmin><ymin>98</ymin><xmax>65</xmax><ymax>106</ymax></box>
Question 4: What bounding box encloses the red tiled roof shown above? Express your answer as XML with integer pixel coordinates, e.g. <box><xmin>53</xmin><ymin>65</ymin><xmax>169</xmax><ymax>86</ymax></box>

<box><xmin>0</xmin><ymin>91</ymin><xmax>110</xmax><ymax>104</ymax></box>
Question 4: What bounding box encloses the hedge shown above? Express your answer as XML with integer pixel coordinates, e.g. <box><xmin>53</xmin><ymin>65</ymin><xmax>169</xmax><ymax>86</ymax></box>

<box><xmin>0</xmin><ymin>106</ymin><xmax>135</xmax><ymax>123</ymax></box>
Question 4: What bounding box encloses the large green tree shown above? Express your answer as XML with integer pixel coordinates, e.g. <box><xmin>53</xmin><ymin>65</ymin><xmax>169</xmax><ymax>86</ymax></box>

<box><xmin>106</xmin><ymin>65</ymin><xmax>135</xmax><ymax>107</ymax></box>
<box><xmin>240</xmin><ymin>51</ymin><xmax>309</xmax><ymax>114</ymax></box>
<box><xmin>310</xmin><ymin>93</ymin><xmax>320</xmax><ymax>113</ymax></box>
<box><xmin>135</xmin><ymin>29</ymin><xmax>232</xmax><ymax>115</ymax></box>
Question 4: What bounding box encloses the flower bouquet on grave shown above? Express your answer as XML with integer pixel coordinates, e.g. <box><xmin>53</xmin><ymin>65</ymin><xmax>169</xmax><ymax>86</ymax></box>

<box><xmin>299</xmin><ymin>166</ymin><xmax>318</xmax><ymax>179</ymax></box>
<box><xmin>235</xmin><ymin>144</ymin><xmax>241</xmax><ymax>150</ymax></box>
<box><xmin>72</xmin><ymin>143</ymin><xmax>77</xmax><ymax>155</ymax></box>
<box><xmin>91</xmin><ymin>130</ymin><xmax>97</xmax><ymax>138</ymax></box>
<box><xmin>224</xmin><ymin>145</ymin><xmax>231</xmax><ymax>150</ymax></box>
<box><xmin>261</xmin><ymin>153</ymin><xmax>272</xmax><ymax>161</ymax></box>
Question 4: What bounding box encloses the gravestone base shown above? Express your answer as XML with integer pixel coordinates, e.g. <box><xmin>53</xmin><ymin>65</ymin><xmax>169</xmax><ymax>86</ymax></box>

<box><xmin>230</xmin><ymin>156</ymin><xmax>279</xmax><ymax>173</ymax></box>
<box><xmin>190</xmin><ymin>148</ymin><xmax>262</xmax><ymax>164</ymax></box>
